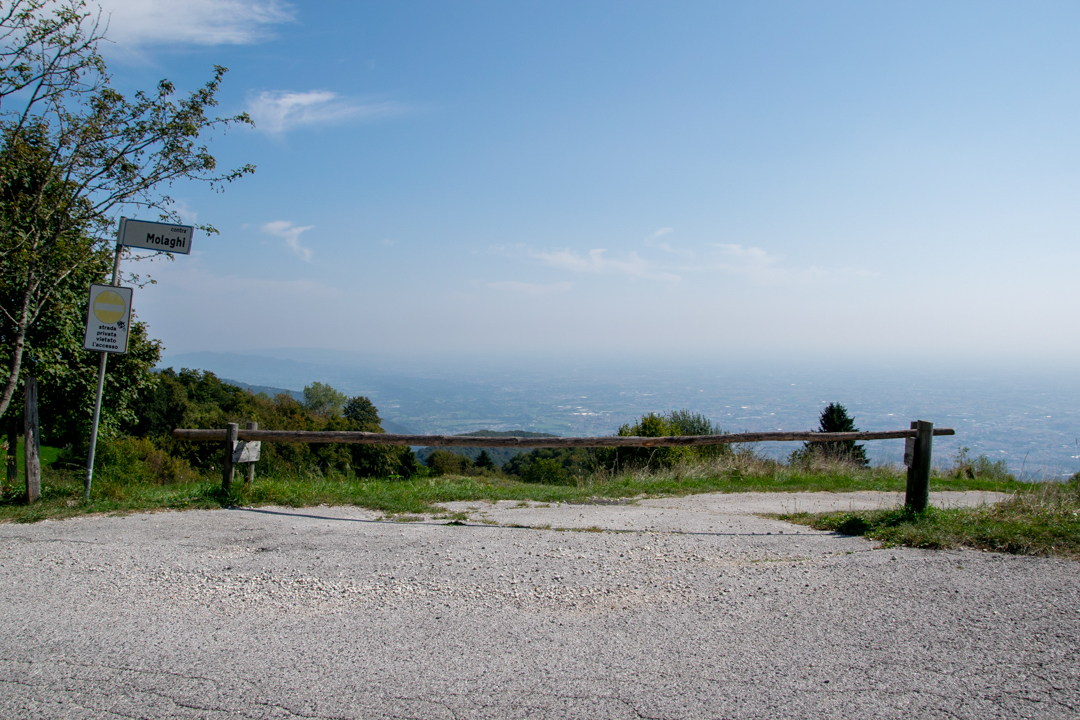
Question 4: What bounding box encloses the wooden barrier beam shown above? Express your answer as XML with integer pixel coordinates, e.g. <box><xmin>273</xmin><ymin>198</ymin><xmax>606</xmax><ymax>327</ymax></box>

<box><xmin>174</xmin><ymin>427</ymin><xmax>955</xmax><ymax>448</ymax></box>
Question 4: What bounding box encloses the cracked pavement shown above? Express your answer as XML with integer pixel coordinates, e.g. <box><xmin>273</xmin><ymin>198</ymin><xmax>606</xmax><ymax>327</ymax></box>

<box><xmin>1</xmin><ymin>491</ymin><xmax>1077</xmax><ymax>719</ymax></box>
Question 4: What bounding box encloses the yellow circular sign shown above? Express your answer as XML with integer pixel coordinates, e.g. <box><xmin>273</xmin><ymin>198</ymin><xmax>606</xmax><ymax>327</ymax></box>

<box><xmin>93</xmin><ymin>290</ymin><xmax>126</xmax><ymax>324</ymax></box>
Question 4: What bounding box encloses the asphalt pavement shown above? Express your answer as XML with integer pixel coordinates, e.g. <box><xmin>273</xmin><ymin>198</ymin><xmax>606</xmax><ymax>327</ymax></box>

<box><xmin>1</xmin><ymin>491</ymin><xmax>1077</xmax><ymax>719</ymax></box>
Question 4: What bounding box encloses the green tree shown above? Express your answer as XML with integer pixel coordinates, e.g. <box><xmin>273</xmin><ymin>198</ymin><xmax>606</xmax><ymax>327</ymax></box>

<box><xmin>343</xmin><ymin>395</ymin><xmax>381</xmax><ymax>428</ymax></box>
<box><xmin>340</xmin><ymin>392</ymin><xmax>414</xmax><ymax>476</ymax></box>
<box><xmin>0</xmin><ymin>0</ymin><xmax>253</xmax><ymax>420</ymax></box>
<box><xmin>802</xmin><ymin>402</ymin><xmax>869</xmax><ymax>466</ymax></box>
<box><xmin>303</xmin><ymin>381</ymin><xmax>346</xmax><ymax>416</ymax></box>
<box><xmin>130</xmin><ymin>373</ymin><xmax>416</xmax><ymax>479</ymax></box>
<box><xmin>3</xmin><ymin>221</ymin><xmax>161</xmax><ymax>452</ymax></box>
<box><xmin>474</xmin><ymin>450</ymin><xmax>495</xmax><ymax>470</ymax></box>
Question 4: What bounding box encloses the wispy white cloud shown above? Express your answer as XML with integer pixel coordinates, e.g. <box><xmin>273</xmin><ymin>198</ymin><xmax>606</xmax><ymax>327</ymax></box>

<box><xmin>708</xmin><ymin>243</ymin><xmax>875</xmax><ymax>284</ymax></box>
<box><xmin>246</xmin><ymin>90</ymin><xmax>406</xmax><ymax>134</ymax></box>
<box><xmin>261</xmin><ymin>220</ymin><xmax>313</xmax><ymax>261</ymax></box>
<box><xmin>644</xmin><ymin>227</ymin><xmax>694</xmax><ymax>258</ymax></box>
<box><xmin>712</xmin><ymin>243</ymin><xmax>778</xmax><ymax>272</ymax></box>
<box><xmin>487</xmin><ymin>281</ymin><xmax>572</xmax><ymax>295</ymax></box>
<box><xmin>530</xmin><ymin>248</ymin><xmax>681</xmax><ymax>282</ymax></box>
<box><xmin>97</xmin><ymin>0</ymin><xmax>294</xmax><ymax>48</ymax></box>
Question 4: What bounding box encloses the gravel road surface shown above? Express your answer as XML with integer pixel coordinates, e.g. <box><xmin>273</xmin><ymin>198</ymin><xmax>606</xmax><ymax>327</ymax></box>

<box><xmin>1</xmin><ymin>491</ymin><xmax>1077</xmax><ymax>719</ymax></box>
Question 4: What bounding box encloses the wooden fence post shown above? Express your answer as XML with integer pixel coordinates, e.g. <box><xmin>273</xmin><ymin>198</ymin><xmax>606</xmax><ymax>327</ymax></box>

<box><xmin>245</xmin><ymin>421</ymin><xmax>258</xmax><ymax>486</ymax></box>
<box><xmin>24</xmin><ymin>377</ymin><xmax>40</xmax><ymax>503</ymax></box>
<box><xmin>905</xmin><ymin>419</ymin><xmax>933</xmax><ymax>512</ymax></box>
<box><xmin>223</xmin><ymin>422</ymin><xmax>238</xmax><ymax>493</ymax></box>
<box><xmin>4</xmin><ymin>417</ymin><xmax>16</xmax><ymax>493</ymax></box>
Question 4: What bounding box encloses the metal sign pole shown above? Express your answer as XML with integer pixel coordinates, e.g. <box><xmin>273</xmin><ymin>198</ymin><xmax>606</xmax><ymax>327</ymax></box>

<box><xmin>84</xmin><ymin>222</ymin><xmax>126</xmax><ymax>500</ymax></box>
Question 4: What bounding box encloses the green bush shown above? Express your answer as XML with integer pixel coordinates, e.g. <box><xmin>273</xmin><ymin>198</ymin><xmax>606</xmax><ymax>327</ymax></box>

<box><xmin>502</xmin><ymin>447</ymin><xmax>594</xmax><ymax>482</ymax></box>
<box><xmin>128</xmin><ymin>369</ymin><xmax>416</xmax><ymax>478</ymax></box>
<box><xmin>521</xmin><ymin>457</ymin><xmax>573</xmax><ymax>485</ymax></box>
<box><xmin>94</xmin><ymin>437</ymin><xmax>197</xmax><ymax>484</ymax></box>
<box><xmin>951</xmin><ymin>446</ymin><xmax>1013</xmax><ymax>481</ymax></box>
<box><xmin>598</xmin><ymin>410</ymin><xmax>726</xmax><ymax>471</ymax></box>
<box><xmin>426</xmin><ymin>450</ymin><xmax>473</xmax><ymax>476</ymax></box>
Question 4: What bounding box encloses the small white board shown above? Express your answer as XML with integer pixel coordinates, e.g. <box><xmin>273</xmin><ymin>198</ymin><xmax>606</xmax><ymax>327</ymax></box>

<box><xmin>232</xmin><ymin>441</ymin><xmax>262</xmax><ymax>463</ymax></box>
<box><xmin>119</xmin><ymin>217</ymin><xmax>194</xmax><ymax>254</ymax></box>
<box><xmin>83</xmin><ymin>284</ymin><xmax>133</xmax><ymax>354</ymax></box>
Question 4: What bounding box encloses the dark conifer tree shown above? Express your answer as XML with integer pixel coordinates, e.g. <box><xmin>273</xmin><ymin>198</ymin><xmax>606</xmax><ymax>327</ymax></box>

<box><xmin>475</xmin><ymin>450</ymin><xmax>495</xmax><ymax>470</ymax></box>
<box><xmin>805</xmin><ymin>402</ymin><xmax>869</xmax><ymax>466</ymax></box>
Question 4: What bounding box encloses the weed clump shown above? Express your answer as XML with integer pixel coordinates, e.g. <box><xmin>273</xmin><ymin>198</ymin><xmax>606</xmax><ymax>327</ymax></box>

<box><xmin>949</xmin><ymin>446</ymin><xmax>1014</xmax><ymax>481</ymax></box>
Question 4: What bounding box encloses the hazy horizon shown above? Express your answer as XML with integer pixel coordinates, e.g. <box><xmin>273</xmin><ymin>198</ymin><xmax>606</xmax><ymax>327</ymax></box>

<box><xmin>160</xmin><ymin>347</ymin><xmax>1080</xmax><ymax>478</ymax></box>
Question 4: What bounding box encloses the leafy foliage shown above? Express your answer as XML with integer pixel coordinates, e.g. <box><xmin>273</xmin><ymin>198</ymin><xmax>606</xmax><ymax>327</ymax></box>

<box><xmin>0</xmin><ymin>0</ymin><xmax>253</xmax><ymax>420</ymax></box>
<box><xmin>343</xmin><ymin>395</ymin><xmax>381</xmax><ymax>426</ymax></box>
<box><xmin>598</xmin><ymin>410</ymin><xmax>727</xmax><ymax>471</ymax></box>
<box><xmin>425</xmin><ymin>450</ymin><xmax>474</xmax><ymax>476</ymax></box>
<box><xmin>128</xmin><ymin>370</ymin><xmax>416</xmax><ymax>478</ymax></box>
<box><xmin>950</xmin><ymin>446</ymin><xmax>1013</xmax><ymax>481</ymax></box>
<box><xmin>303</xmin><ymin>381</ymin><xmax>346</xmax><ymax>416</ymax></box>
<box><xmin>503</xmin><ymin>447</ymin><xmax>594</xmax><ymax>484</ymax></box>
<box><xmin>2</xmin><ymin>230</ymin><xmax>162</xmax><ymax>451</ymax></box>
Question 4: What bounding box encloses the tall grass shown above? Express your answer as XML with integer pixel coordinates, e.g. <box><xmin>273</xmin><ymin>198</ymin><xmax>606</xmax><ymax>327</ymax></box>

<box><xmin>779</xmin><ymin>476</ymin><xmax>1080</xmax><ymax>558</ymax></box>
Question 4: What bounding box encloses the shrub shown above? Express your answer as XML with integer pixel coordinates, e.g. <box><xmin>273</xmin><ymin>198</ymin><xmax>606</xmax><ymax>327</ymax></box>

<box><xmin>520</xmin><ymin>457</ymin><xmax>574</xmax><ymax>485</ymax></box>
<box><xmin>951</xmin><ymin>446</ymin><xmax>1013</xmax><ymax>481</ymax></box>
<box><xmin>94</xmin><ymin>437</ymin><xmax>197</xmax><ymax>484</ymax></box>
<box><xmin>598</xmin><ymin>410</ymin><xmax>726</xmax><ymax>471</ymax></box>
<box><xmin>426</xmin><ymin>450</ymin><xmax>473</xmax><ymax>476</ymax></box>
<box><xmin>503</xmin><ymin>448</ymin><xmax>593</xmax><ymax>482</ymax></box>
<box><xmin>127</xmin><ymin>371</ymin><xmax>416</xmax><ymax>478</ymax></box>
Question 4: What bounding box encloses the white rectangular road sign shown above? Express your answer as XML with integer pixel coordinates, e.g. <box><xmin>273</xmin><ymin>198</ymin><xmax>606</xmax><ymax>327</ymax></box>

<box><xmin>83</xmin><ymin>284</ymin><xmax>133</xmax><ymax>354</ymax></box>
<box><xmin>119</xmin><ymin>218</ymin><xmax>194</xmax><ymax>254</ymax></box>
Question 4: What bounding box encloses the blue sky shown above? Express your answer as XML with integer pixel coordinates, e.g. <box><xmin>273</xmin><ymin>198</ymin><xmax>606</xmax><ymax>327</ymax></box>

<box><xmin>100</xmin><ymin>1</ymin><xmax>1080</xmax><ymax>368</ymax></box>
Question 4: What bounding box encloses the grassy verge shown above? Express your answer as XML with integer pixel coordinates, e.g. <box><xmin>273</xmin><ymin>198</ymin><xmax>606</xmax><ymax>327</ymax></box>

<box><xmin>776</xmin><ymin>478</ymin><xmax>1080</xmax><ymax>559</ymax></box>
<box><xmin>0</xmin><ymin>455</ymin><xmax>1025</xmax><ymax>525</ymax></box>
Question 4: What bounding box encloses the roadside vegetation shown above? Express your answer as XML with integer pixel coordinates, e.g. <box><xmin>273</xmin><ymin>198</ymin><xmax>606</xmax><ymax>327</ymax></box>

<box><xmin>0</xmin><ymin>440</ymin><xmax>1027</xmax><ymax>524</ymax></box>
<box><xmin>1</xmin><ymin>374</ymin><xmax>1074</xmax><ymax>560</ymax></box>
<box><xmin>777</xmin><ymin>473</ymin><xmax>1080</xmax><ymax>559</ymax></box>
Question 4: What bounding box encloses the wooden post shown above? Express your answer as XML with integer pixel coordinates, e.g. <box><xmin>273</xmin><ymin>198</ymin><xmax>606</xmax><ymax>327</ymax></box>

<box><xmin>223</xmin><ymin>422</ymin><xmax>238</xmax><ymax>493</ymax></box>
<box><xmin>4</xmin><ymin>418</ymin><xmax>16</xmax><ymax>493</ymax></box>
<box><xmin>24</xmin><ymin>377</ymin><xmax>40</xmax><ymax>503</ymax></box>
<box><xmin>245</xmin><ymin>421</ymin><xmax>258</xmax><ymax>486</ymax></box>
<box><xmin>905</xmin><ymin>420</ymin><xmax>933</xmax><ymax>512</ymax></box>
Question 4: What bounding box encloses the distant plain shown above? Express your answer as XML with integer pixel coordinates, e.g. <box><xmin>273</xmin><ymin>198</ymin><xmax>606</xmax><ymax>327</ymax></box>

<box><xmin>164</xmin><ymin>350</ymin><xmax>1080</xmax><ymax>477</ymax></box>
